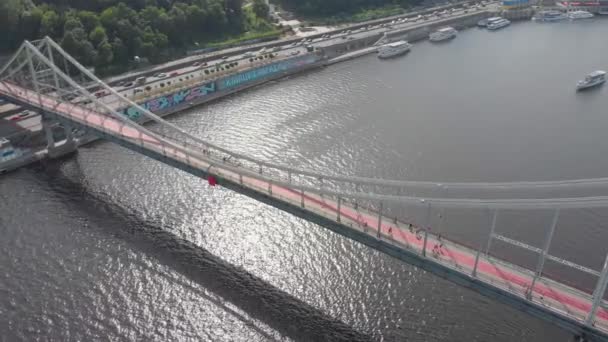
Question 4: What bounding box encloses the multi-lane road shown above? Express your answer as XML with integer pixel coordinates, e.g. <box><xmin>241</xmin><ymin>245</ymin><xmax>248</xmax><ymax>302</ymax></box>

<box><xmin>104</xmin><ymin>2</ymin><xmax>493</xmax><ymax>102</ymax></box>
<box><xmin>102</xmin><ymin>0</ymin><xmax>497</xmax><ymax>86</ymax></box>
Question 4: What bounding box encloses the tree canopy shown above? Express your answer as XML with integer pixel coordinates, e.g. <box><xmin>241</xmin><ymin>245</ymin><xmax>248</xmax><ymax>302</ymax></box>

<box><xmin>0</xmin><ymin>0</ymin><xmax>274</xmax><ymax>73</ymax></box>
<box><xmin>275</xmin><ymin>0</ymin><xmax>416</xmax><ymax>16</ymax></box>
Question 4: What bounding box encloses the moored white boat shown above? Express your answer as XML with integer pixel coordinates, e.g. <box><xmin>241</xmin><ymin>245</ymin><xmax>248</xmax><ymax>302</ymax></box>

<box><xmin>480</xmin><ymin>17</ymin><xmax>504</xmax><ymax>28</ymax></box>
<box><xmin>0</xmin><ymin>138</ymin><xmax>23</xmax><ymax>164</ymax></box>
<box><xmin>477</xmin><ymin>18</ymin><xmax>489</xmax><ymax>27</ymax></box>
<box><xmin>577</xmin><ymin>70</ymin><xmax>606</xmax><ymax>91</ymax></box>
<box><xmin>568</xmin><ymin>10</ymin><xmax>594</xmax><ymax>19</ymax></box>
<box><xmin>533</xmin><ymin>10</ymin><xmax>567</xmax><ymax>22</ymax></box>
<box><xmin>487</xmin><ymin>18</ymin><xmax>511</xmax><ymax>30</ymax></box>
<box><xmin>378</xmin><ymin>41</ymin><xmax>412</xmax><ymax>59</ymax></box>
<box><xmin>429</xmin><ymin>27</ymin><xmax>458</xmax><ymax>42</ymax></box>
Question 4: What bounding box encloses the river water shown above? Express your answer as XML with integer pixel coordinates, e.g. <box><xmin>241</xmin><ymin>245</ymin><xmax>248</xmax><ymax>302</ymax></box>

<box><xmin>4</xmin><ymin>20</ymin><xmax>608</xmax><ymax>341</ymax></box>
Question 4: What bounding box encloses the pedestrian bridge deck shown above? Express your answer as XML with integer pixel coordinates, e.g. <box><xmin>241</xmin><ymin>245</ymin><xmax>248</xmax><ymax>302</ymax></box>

<box><xmin>2</xmin><ymin>79</ymin><xmax>608</xmax><ymax>341</ymax></box>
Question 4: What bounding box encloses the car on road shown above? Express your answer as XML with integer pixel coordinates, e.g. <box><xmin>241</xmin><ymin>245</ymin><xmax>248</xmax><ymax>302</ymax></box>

<box><xmin>170</xmin><ymin>72</ymin><xmax>179</xmax><ymax>77</ymax></box>
<box><xmin>156</xmin><ymin>73</ymin><xmax>167</xmax><ymax>78</ymax></box>
<box><xmin>94</xmin><ymin>90</ymin><xmax>107</xmax><ymax>98</ymax></box>
<box><xmin>272</xmin><ymin>46</ymin><xmax>281</xmax><ymax>52</ymax></box>
<box><xmin>291</xmin><ymin>50</ymin><xmax>301</xmax><ymax>56</ymax></box>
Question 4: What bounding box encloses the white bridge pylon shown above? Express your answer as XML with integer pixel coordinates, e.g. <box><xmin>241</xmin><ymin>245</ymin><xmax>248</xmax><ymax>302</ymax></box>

<box><xmin>3</xmin><ymin>37</ymin><xmax>608</xmax><ymax>340</ymax></box>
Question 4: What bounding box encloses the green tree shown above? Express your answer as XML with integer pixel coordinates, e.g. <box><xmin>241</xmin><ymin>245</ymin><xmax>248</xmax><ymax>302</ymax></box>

<box><xmin>40</xmin><ymin>10</ymin><xmax>63</xmax><ymax>37</ymax></box>
<box><xmin>139</xmin><ymin>27</ymin><xmax>168</xmax><ymax>63</ymax></box>
<box><xmin>61</xmin><ymin>27</ymin><xmax>96</xmax><ymax>65</ymax></box>
<box><xmin>0</xmin><ymin>0</ymin><xmax>278</xmax><ymax>70</ymax></box>
<box><xmin>0</xmin><ymin>0</ymin><xmax>23</xmax><ymax>50</ymax></box>
<box><xmin>89</xmin><ymin>25</ymin><xmax>107</xmax><ymax>46</ymax></box>
<box><xmin>111</xmin><ymin>37</ymin><xmax>129</xmax><ymax>64</ymax></box>
<box><xmin>252</xmin><ymin>0</ymin><xmax>270</xmax><ymax>19</ymax></box>
<box><xmin>95</xmin><ymin>40</ymin><xmax>114</xmax><ymax>67</ymax></box>
<box><xmin>78</xmin><ymin>11</ymin><xmax>100</xmax><ymax>33</ymax></box>
<box><xmin>17</xmin><ymin>8</ymin><xmax>44</xmax><ymax>45</ymax></box>
<box><xmin>63</xmin><ymin>16</ymin><xmax>83</xmax><ymax>32</ymax></box>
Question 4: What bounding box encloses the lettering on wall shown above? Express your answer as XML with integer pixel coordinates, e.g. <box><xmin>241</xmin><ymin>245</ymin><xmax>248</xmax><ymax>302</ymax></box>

<box><xmin>121</xmin><ymin>82</ymin><xmax>216</xmax><ymax>120</ymax></box>
<box><xmin>218</xmin><ymin>55</ymin><xmax>318</xmax><ymax>90</ymax></box>
<box><xmin>120</xmin><ymin>54</ymin><xmax>319</xmax><ymax>121</ymax></box>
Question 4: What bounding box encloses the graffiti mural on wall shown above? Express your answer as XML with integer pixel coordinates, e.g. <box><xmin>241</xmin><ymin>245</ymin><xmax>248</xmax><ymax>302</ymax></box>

<box><xmin>218</xmin><ymin>54</ymin><xmax>319</xmax><ymax>90</ymax></box>
<box><xmin>121</xmin><ymin>82</ymin><xmax>216</xmax><ymax>120</ymax></box>
<box><xmin>120</xmin><ymin>54</ymin><xmax>319</xmax><ymax>121</ymax></box>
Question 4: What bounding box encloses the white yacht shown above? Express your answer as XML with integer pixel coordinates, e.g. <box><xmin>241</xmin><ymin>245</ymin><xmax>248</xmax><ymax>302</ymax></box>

<box><xmin>577</xmin><ymin>70</ymin><xmax>606</xmax><ymax>91</ymax></box>
<box><xmin>599</xmin><ymin>10</ymin><xmax>608</xmax><ymax>15</ymax></box>
<box><xmin>429</xmin><ymin>27</ymin><xmax>458</xmax><ymax>42</ymax></box>
<box><xmin>478</xmin><ymin>17</ymin><xmax>502</xmax><ymax>27</ymax></box>
<box><xmin>378</xmin><ymin>41</ymin><xmax>412</xmax><ymax>58</ymax></box>
<box><xmin>533</xmin><ymin>10</ymin><xmax>567</xmax><ymax>22</ymax></box>
<box><xmin>487</xmin><ymin>18</ymin><xmax>511</xmax><ymax>30</ymax></box>
<box><xmin>568</xmin><ymin>10</ymin><xmax>594</xmax><ymax>19</ymax></box>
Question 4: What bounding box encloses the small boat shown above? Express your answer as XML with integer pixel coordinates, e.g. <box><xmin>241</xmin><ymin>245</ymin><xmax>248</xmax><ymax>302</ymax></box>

<box><xmin>477</xmin><ymin>18</ymin><xmax>489</xmax><ymax>27</ymax></box>
<box><xmin>429</xmin><ymin>27</ymin><xmax>458</xmax><ymax>42</ymax></box>
<box><xmin>577</xmin><ymin>70</ymin><xmax>606</xmax><ymax>91</ymax></box>
<box><xmin>533</xmin><ymin>10</ymin><xmax>567</xmax><ymax>22</ymax></box>
<box><xmin>568</xmin><ymin>10</ymin><xmax>594</xmax><ymax>19</ymax></box>
<box><xmin>599</xmin><ymin>10</ymin><xmax>608</xmax><ymax>15</ymax></box>
<box><xmin>478</xmin><ymin>16</ymin><xmax>502</xmax><ymax>27</ymax></box>
<box><xmin>0</xmin><ymin>138</ymin><xmax>23</xmax><ymax>164</ymax></box>
<box><xmin>378</xmin><ymin>41</ymin><xmax>412</xmax><ymax>59</ymax></box>
<box><xmin>487</xmin><ymin>18</ymin><xmax>511</xmax><ymax>30</ymax></box>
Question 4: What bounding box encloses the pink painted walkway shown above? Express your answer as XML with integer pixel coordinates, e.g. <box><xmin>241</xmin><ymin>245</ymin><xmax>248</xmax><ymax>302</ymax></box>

<box><xmin>2</xmin><ymin>80</ymin><xmax>607</xmax><ymax>335</ymax></box>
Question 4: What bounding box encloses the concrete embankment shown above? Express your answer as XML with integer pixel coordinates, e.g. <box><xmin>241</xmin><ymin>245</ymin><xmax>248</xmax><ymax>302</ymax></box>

<box><xmin>104</xmin><ymin>10</ymin><xmax>493</xmax><ymax>122</ymax></box>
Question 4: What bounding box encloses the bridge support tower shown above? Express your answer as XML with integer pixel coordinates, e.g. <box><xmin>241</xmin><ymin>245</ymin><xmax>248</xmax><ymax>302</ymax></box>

<box><xmin>41</xmin><ymin>113</ymin><xmax>77</xmax><ymax>159</ymax></box>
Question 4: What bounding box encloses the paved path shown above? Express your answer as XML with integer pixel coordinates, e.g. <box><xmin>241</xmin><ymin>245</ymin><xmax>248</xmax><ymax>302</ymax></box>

<box><xmin>2</xmin><ymin>80</ymin><xmax>607</xmax><ymax>337</ymax></box>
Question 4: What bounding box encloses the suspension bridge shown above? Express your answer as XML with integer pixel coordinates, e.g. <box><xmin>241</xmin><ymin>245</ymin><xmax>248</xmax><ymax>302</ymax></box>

<box><xmin>2</xmin><ymin>37</ymin><xmax>608</xmax><ymax>341</ymax></box>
